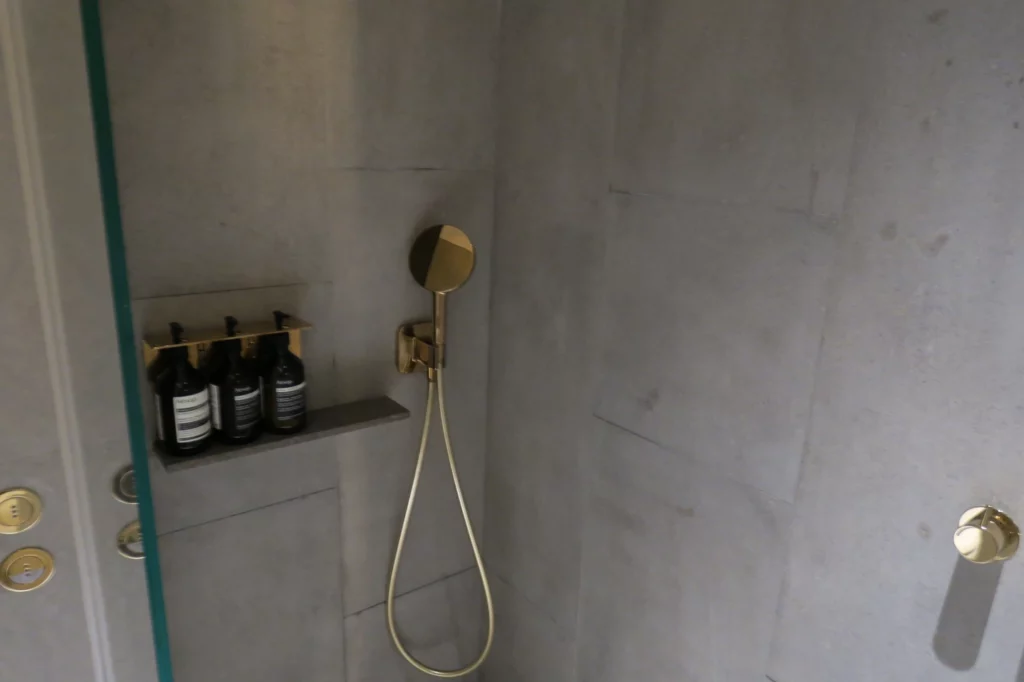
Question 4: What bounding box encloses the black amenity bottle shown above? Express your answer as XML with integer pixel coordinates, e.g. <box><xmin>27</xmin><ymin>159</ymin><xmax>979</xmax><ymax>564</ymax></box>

<box><xmin>261</xmin><ymin>311</ymin><xmax>307</xmax><ymax>434</ymax></box>
<box><xmin>154</xmin><ymin>322</ymin><xmax>211</xmax><ymax>456</ymax></box>
<box><xmin>209</xmin><ymin>316</ymin><xmax>262</xmax><ymax>444</ymax></box>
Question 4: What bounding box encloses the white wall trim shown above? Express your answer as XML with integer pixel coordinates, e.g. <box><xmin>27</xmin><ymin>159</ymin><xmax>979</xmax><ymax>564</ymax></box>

<box><xmin>0</xmin><ymin>2</ymin><xmax>115</xmax><ymax>680</ymax></box>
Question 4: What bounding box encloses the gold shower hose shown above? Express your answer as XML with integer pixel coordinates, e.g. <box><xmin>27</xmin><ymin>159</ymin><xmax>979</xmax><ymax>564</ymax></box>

<box><xmin>386</xmin><ymin>366</ymin><xmax>495</xmax><ymax>677</ymax></box>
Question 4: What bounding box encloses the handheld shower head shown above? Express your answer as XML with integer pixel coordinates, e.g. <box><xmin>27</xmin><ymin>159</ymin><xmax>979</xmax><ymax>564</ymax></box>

<box><xmin>409</xmin><ymin>224</ymin><xmax>475</xmax><ymax>294</ymax></box>
<box><xmin>390</xmin><ymin>224</ymin><xmax>494</xmax><ymax>678</ymax></box>
<box><xmin>408</xmin><ymin>225</ymin><xmax>474</xmax><ymax>374</ymax></box>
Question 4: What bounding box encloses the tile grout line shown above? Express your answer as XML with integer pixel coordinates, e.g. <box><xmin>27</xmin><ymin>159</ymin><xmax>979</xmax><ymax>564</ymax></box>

<box><xmin>344</xmin><ymin>565</ymin><xmax>477</xmax><ymax>619</ymax></box>
<box><xmin>156</xmin><ymin>485</ymin><xmax>337</xmax><ymax>538</ymax></box>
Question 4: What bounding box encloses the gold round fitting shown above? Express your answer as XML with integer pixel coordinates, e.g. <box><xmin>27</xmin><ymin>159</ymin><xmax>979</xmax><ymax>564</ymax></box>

<box><xmin>1</xmin><ymin>547</ymin><xmax>55</xmax><ymax>592</ymax></box>
<box><xmin>116</xmin><ymin>520</ymin><xmax>145</xmax><ymax>560</ymax></box>
<box><xmin>0</xmin><ymin>488</ymin><xmax>43</xmax><ymax>535</ymax></box>
<box><xmin>954</xmin><ymin>506</ymin><xmax>1020</xmax><ymax>564</ymax></box>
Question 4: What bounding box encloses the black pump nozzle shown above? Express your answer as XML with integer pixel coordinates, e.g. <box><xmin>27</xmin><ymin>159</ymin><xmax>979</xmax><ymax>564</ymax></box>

<box><xmin>273</xmin><ymin>310</ymin><xmax>291</xmax><ymax>331</ymax></box>
<box><xmin>169</xmin><ymin>322</ymin><xmax>185</xmax><ymax>344</ymax></box>
<box><xmin>225</xmin><ymin>316</ymin><xmax>239</xmax><ymax>337</ymax></box>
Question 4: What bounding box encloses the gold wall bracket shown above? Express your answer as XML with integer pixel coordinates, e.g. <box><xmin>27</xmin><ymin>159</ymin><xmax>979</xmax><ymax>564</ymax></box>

<box><xmin>396</xmin><ymin>321</ymin><xmax>437</xmax><ymax>379</ymax></box>
<box><xmin>142</xmin><ymin>314</ymin><xmax>313</xmax><ymax>370</ymax></box>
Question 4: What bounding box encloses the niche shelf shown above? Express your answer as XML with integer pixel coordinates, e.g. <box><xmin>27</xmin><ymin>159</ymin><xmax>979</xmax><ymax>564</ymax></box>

<box><xmin>153</xmin><ymin>396</ymin><xmax>409</xmax><ymax>472</ymax></box>
<box><xmin>144</xmin><ymin>312</ymin><xmax>409</xmax><ymax>473</ymax></box>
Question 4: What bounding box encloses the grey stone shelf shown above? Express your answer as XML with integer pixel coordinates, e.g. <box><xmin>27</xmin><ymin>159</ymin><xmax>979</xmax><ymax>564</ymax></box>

<box><xmin>154</xmin><ymin>396</ymin><xmax>409</xmax><ymax>472</ymax></box>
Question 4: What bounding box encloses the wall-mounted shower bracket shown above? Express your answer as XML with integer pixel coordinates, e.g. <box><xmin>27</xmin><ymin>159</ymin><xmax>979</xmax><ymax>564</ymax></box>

<box><xmin>396</xmin><ymin>321</ymin><xmax>437</xmax><ymax>377</ymax></box>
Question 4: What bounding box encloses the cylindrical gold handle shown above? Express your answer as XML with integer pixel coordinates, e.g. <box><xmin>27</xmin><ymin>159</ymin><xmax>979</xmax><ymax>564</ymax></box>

<box><xmin>954</xmin><ymin>506</ymin><xmax>1020</xmax><ymax>564</ymax></box>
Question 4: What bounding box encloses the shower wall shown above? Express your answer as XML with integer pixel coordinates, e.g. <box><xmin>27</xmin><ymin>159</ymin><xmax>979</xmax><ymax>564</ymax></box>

<box><xmin>101</xmin><ymin>2</ymin><xmax>497</xmax><ymax>680</ymax></box>
<box><xmin>486</xmin><ymin>0</ymin><xmax>1024</xmax><ymax>681</ymax></box>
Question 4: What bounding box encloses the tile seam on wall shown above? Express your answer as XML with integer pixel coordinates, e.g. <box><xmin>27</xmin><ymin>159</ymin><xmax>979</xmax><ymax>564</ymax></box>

<box><xmin>571</xmin><ymin>3</ymin><xmax>631</xmax><ymax>680</ymax></box>
<box><xmin>156</xmin><ymin>485</ymin><xmax>337</xmax><ymax>538</ymax></box>
<box><xmin>133</xmin><ymin>280</ymin><xmax>333</xmax><ymax>303</ymax></box>
<box><xmin>609</xmin><ymin>187</ymin><xmax>818</xmax><ymax>222</ymax></box>
<box><xmin>776</xmin><ymin>102</ymin><xmax>870</xmax><ymax>515</ymax></box>
<box><xmin>592</xmin><ymin>414</ymin><xmax>802</xmax><ymax>512</ymax></box>
<box><xmin>344</xmin><ymin>565</ymin><xmax>477</xmax><ymax>618</ymax></box>
<box><xmin>333</xmin><ymin>166</ymin><xmax>492</xmax><ymax>173</ymax></box>
<box><xmin>762</xmin><ymin>105</ymin><xmax>870</xmax><ymax>670</ymax></box>
<box><xmin>493</xmin><ymin>574</ymin><xmax>565</xmax><ymax>631</ymax></box>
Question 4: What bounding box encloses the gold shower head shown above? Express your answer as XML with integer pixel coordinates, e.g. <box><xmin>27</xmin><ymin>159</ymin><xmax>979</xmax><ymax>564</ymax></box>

<box><xmin>409</xmin><ymin>224</ymin><xmax>475</xmax><ymax>294</ymax></box>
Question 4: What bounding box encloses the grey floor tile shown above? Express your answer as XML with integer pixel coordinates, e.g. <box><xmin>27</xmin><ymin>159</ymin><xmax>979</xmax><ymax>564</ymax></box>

<box><xmin>578</xmin><ymin>421</ymin><xmax>790</xmax><ymax>682</ymax></box>
<box><xmin>158</xmin><ymin>489</ymin><xmax>343</xmax><ymax>682</ymax></box>
<box><xmin>613</xmin><ymin>0</ymin><xmax>862</xmax><ymax>218</ymax></box>
<box><xmin>344</xmin><ymin>569</ymin><xmax>484</xmax><ymax>682</ymax></box>
<box><xmin>102</xmin><ymin>0</ymin><xmax>335</xmax><ymax>298</ymax></box>
<box><xmin>328</xmin><ymin>169</ymin><xmax>491</xmax><ymax>615</ymax></box>
<box><xmin>329</xmin><ymin>0</ymin><xmax>498</xmax><ymax>170</ymax></box>
<box><xmin>595</xmin><ymin>192</ymin><xmax>836</xmax><ymax>503</ymax></box>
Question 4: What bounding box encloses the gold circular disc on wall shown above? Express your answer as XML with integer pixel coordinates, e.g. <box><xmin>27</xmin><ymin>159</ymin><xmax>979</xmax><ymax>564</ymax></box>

<box><xmin>111</xmin><ymin>465</ymin><xmax>138</xmax><ymax>505</ymax></box>
<box><xmin>0</xmin><ymin>488</ymin><xmax>43</xmax><ymax>535</ymax></box>
<box><xmin>408</xmin><ymin>224</ymin><xmax>476</xmax><ymax>294</ymax></box>
<box><xmin>116</xmin><ymin>520</ymin><xmax>145</xmax><ymax>559</ymax></box>
<box><xmin>1</xmin><ymin>547</ymin><xmax>55</xmax><ymax>592</ymax></box>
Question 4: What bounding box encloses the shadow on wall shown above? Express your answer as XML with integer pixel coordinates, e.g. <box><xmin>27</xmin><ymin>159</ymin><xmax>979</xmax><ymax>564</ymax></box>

<box><xmin>932</xmin><ymin>556</ymin><xmax>1002</xmax><ymax>671</ymax></box>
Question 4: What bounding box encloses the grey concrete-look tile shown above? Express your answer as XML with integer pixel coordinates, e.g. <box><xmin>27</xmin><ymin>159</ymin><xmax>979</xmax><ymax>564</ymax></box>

<box><xmin>159</xmin><ymin>489</ymin><xmax>343</xmax><ymax>682</ymax></box>
<box><xmin>595</xmin><ymin>193</ymin><xmax>835</xmax><ymax>503</ymax></box>
<box><xmin>102</xmin><ymin>0</ymin><xmax>335</xmax><ymax>298</ymax></box>
<box><xmin>495</xmin><ymin>0</ymin><xmax>624</xmax><ymax>203</ymax></box>
<box><xmin>485</xmin><ymin>185</ymin><xmax>609</xmax><ymax>630</ymax></box>
<box><xmin>613</xmin><ymin>0</ymin><xmax>863</xmax><ymax>218</ymax></box>
<box><xmin>328</xmin><ymin>170</ymin><xmax>491</xmax><ymax>615</ymax></box>
<box><xmin>330</xmin><ymin>0</ymin><xmax>498</xmax><ymax>170</ymax></box>
<box><xmin>148</xmin><ymin>438</ymin><xmax>337</xmax><ymax>535</ymax></box>
<box><xmin>482</xmin><ymin>578</ymin><xmax>577</xmax><ymax>682</ymax></box>
<box><xmin>769</xmin><ymin>5</ymin><xmax>1024</xmax><ymax>680</ymax></box>
<box><xmin>344</xmin><ymin>569</ymin><xmax>484</xmax><ymax>682</ymax></box>
<box><xmin>578</xmin><ymin>421</ymin><xmax>790</xmax><ymax>682</ymax></box>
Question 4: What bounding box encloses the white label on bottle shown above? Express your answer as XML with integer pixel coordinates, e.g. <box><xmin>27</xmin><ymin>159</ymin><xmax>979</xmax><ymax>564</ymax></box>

<box><xmin>209</xmin><ymin>384</ymin><xmax>222</xmax><ymax>430</ymax></box>
<box><xmin>234</xmin><ymin>388</ymin><xmax>261</xmax><ymax>430</ymax></box>
<box><xmin>173</xmin><ymin>390</ymin><xmax>211</xmax><ymax>444</ymax></box>
<box><xmin>154</xmin><ymin>394</ymin><xmax>164</xmax><ymax>441</ymax></box>
<box><xmin>274</xmin><ymin>381</ymin><xmax>306</xmax><ymax>421</ymax></box>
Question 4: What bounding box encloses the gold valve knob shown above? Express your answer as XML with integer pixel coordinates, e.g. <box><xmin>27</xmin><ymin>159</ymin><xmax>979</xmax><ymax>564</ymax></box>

<box><xmin>953</xmin><ymin>506</ymin><xmax>1019</xmax><ymax>564</ymax></box>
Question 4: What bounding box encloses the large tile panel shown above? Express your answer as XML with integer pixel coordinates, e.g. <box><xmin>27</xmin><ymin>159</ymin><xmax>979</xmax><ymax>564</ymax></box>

<box><xmin>769</xmin><ymin>4</ymin><xmax>1024</xmax><ymax>679</ymax></box>
<box><xmin>158</xmin><ymin>489</ymin><xmax>343</xmax><ymax>682</ymax></box>
<box><xmin>102</xmin><ymin>0</ymin><xmax>335</xmax><ymax>298</ymax></box>
<box><xmin>329</xmin><ymin>169</ymin><xmax>492</xmax><ymax>614</ymax></box>
<box><xmin>613</xmin><ymin>0</ymin><xmax>863</xmax><ymax>218</ymax></box>
<box><xmin>484</xmin><ymin>191</ymin><xmax>608</xmax><ymax>630</ymax></box>
<box><xmin>330</xmin><ymin>0</ymin><xmax>499</xmax><ymax>170</ymax></box>
<box><xmin>343</xmin><ymin>569</ymin><xmax>484</xmax><ymax>682</ymax></box>
<box><xmin>495</xmin><ymin>0</ymin><xmax>624</xmax><ymax>203</ymax></box>
<box><xmin>488</xmin><ymin>0</ymin><xmax>623</xmax><ymax>635</ymax></box>
<box><xmin>596</xmin><ymin>193</ymin><xmax>836</xmax><ymax>503</ymax></box>
<box><xmin>578</xmin><ymin>422</ymin><xmax>790</xmax><ymax>682</ymax></box>
<box><xmin>482</xmin><ymin>578</ymin><xmax>577</xmax><ymax>682</ymax></box>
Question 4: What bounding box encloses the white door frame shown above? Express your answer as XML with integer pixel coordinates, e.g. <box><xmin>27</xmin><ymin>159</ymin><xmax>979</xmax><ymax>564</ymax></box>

<box><xmin>0</xmin><ymin>1</ymin><xmax>169</xmax><ymax>680</ymax></box>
